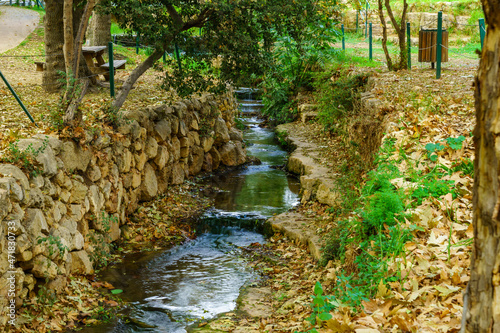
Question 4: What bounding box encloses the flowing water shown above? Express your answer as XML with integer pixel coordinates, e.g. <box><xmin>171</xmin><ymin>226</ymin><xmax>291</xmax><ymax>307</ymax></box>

<box><xmin>73</xmin><ymin>94</ymin><xmax>299</xmax><ymax>333</ymax></box>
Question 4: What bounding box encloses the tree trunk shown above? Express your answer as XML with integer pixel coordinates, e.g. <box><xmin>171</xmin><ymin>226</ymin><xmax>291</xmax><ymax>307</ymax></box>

<box><xmin>112</xmin><ymin>48</ymin><xmax>165</xmax><ymax>111</ymax></box>
<box><xmin>466</xmin><ymin>1</ymin><xmax>500</xmax><ymax>331</ymax></box>
<box><xmin>43</xmin><ymin>0</ymin><xmax>65</xmax><ymax>93</ymax></box>
<box><xmin>377</xmin><ymin>0</ymin><xmax>393</xmax><ymax>70</ymax></box>
<box><xmin>43</xmin><ymin>0</ymin><xmax>90</xmax><ymax>92</ymax></box>
<box><xmin>379</xmin><ymin>0</ymin><xmax>408</xmax><ymax>71</ymax></box>
<box><xmin>87</xmin><ymin>0</ymin><xmax>111</xmax><ymax>47</ymax></box>
<box><xmin>63</xmin><ymin>0</ymin><xmax>74</xmax><ymax>88</ymax></box>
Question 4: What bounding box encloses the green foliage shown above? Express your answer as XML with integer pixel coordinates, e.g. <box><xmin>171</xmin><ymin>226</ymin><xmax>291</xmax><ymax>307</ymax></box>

<box><xmin>260</xmin><ymin>1</ymin><xmax>340</xmax><ymax>123</ymax></box>
<box><xmin>88</xmin><ymin>212</ymin><xmax>118</xmax><ymax>270</ymax></box>
<box><xmin>5</xmin><ymin>137</ymin><xmax>48</xmax><ymax>178</ymax></box>
<box><xmin>37</xmin><ymin>235</ymin><xmax>69</xmax><ymax>260</ymax></box>
<box><xmin>425</xmin><ymin>135</ymin><xmax>465</xmax><ymax>161</ymax></box>
<box><xmin>306</xmin><ymin>282</ymin><xmax>335</xmax><ymax>326</ymax></box>
<box><xmin>314</xmin><ymin>69</ymin><xmax>370</xmax><ymax>135</ymax></box>
<box><xmin>101</xmin><ymin>0</ymin><xmax>315</xmax><ymax>97</ymax></box>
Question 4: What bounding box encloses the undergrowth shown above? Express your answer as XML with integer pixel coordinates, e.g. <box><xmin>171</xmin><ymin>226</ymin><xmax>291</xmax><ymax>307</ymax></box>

<box><xmin>307</xmin><ymin>133</ymin><xmax>468</xmax><ymax>330</ymax></box>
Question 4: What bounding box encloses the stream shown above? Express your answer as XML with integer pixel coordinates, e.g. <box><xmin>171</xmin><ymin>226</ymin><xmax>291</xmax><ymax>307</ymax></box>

<box><xmin>74</xmin><ymin>91</ymin><xmax>300</xmax><ymax>332</ymax></box>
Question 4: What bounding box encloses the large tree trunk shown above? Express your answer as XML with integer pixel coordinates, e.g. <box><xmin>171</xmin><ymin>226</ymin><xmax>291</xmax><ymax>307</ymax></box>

<box><xmin>466</xmin><ymin>0</ymin><xmax>500</xmax><ymax>331</ymax></box>
<box><xmin>43</xmin><ymin>0</ymin><xmax>91</xmax><ymax>93</ymax></box>
<box><xmin>43</xmin><ymin>0</ymin><xmax>65</xmax><ymax>93</ymax></box>
<box><xmin>87</xmin><ymin>0</ymin><xmax>112</xmax><ymax>47</ymax></box>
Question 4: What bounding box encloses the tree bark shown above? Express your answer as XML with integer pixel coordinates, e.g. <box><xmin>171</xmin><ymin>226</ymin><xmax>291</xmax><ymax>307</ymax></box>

<box><xmin>466</xmin><ymin>0</ymin><xmax>500</xmax><ymax>331</ymax></box>
<box><xmin>63</xmin><ymin>0</ymin><xmax>74</xmax><ymax>89</ymax></box>
<box><xmin>43</xmin><ymin>0</ymin><xmax>65</xmax><ymax>93</ymax></box>
<box><xmin>43</xmin><ymin>0</ymin><xmax>91</xmax><ymax>92</ymax></box>
<box><xmin>112</xmin><ymin>48</ymin><xmax>165</xmax><ymax>111</ymax></box>
<box><xmin>377</xmin><ymin>0</ymin><xmax>393</xmax><ymax>70</ymax></box>
<box><xmin>87</xmin><ymin>0</ymin><xmax>112</xmax><ymax>47</ymax></box>
<box><xmin>378</xmin><ymin>0</ymin><xmax>408</xmax><ymax>71</ymax></box>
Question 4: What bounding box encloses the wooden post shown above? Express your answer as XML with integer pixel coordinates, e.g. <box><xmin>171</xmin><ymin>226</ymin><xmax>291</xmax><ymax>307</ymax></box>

<box><xmin>108</xmin><ymin>42</ymin><xmax>115</xmax><ymax>98</ymax></box>
<box><xmin>342</xmin><ymin>24</ymin><xmax>345</xmax><ymax>51</ymax></box>
<box><xmin>436</xmin><ymin>11</ymin><xmax>443</xmax><ymax>79</ymax></box>
<box><xmin>369</xmin><ymin>23</ymin><xmax>372</xmax><ymax>60</ymax></box>
<box><xmin>407</xmin><ymin>22</ymin><xmax>411</xmax><ymax>69</ymax></box>
<box><xmin>136</xmin><ymin>35</ymin><xmax>140</xmax><ymax>54</ymax></box>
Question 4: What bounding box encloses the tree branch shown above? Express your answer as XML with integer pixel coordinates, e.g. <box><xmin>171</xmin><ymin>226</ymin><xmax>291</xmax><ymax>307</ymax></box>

<box><xmin>73</xmin><ymin>0</ymin><xmax>95</xmax><ymax>79</ymax></box>
<box><xmin>166</xmin><ymin>4</ymin><xmax>184</xmax><ymax>28</ymax></box>
<box><xmin>183</xmin><ymin>8</ymin><xmax>213</xmax><ymax>30</ymax></box>
<box><xmin>384</xmin><ymin>0</ymin><xmax>401</xmax><ymax>35</ymax></box>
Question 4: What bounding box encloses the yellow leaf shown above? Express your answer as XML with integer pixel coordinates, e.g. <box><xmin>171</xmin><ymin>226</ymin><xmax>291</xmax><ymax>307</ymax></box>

<box><xmin>376</xmin><ymin>280</ymin><xmax>391</xmax><ymax>298</ymax></box>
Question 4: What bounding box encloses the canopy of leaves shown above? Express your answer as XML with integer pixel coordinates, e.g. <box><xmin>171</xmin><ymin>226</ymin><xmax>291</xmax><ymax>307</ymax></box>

<box><xmin>98</xmin><ymin>0</ymin><xmax>340</xmax><ymax>96</ymax></box>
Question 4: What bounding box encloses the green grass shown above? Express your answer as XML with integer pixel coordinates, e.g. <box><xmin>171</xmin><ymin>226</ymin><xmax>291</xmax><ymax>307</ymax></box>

<box><xmin>111</xmin><ymin>22</ymin><xmax>128</xmax><ymax>36</ymax></box>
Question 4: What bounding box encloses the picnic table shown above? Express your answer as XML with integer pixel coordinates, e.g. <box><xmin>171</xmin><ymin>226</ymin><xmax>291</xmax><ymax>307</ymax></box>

<box><xmin>34</xmin><ymin>46</ymin><xmax>127</xmax><ymax>81</ymax></box>
<box><xmin>82</xmin><ymin>46</ymin><xmax>126</xmax><ymax>81</ymax></box>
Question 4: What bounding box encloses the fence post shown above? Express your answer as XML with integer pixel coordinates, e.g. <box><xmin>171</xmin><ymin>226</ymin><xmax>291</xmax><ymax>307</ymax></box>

<box><xmin>135</xmin><ymin>35</ymin><xmax>140</xmax><ymax>54</ymax></box>
<box><xmin>356</xmin><ymin>10</ymin><xmax>359</xmax><ymax>33</ymax></box>
<box><xmin>369</xmin><ymin>23</ymin><xmax>372</xmax><ymax>60</ymax></box>
<box><xmin>175</xmin><ymin>43</ymin><xmax>182</xmax><ymax>72</ymax></box>
<box><xmin>365</xmin><ymin>0</ymin><xmax>368</xmax><ymax>38</ymax></box>
<box><xmin>436</xmin><ymin>11</ymin><xmax>443</xmax><ymax>79</ymax></box>
<box><xmin>342</xmin><ymin>24</ymin><xmax>345</xmax><ymax>51</ymax></box>
<box><xmin>108</xmin><ymin>42</ymin><xmax>115</xmax><ymax>98</ymax></box>
<box><xmin>0</xmin><ymin>70</ymin><xmax>37</xmax><ymax>126</ymax></box>
<box><xmin>407</xmin><ymin>22</ymin><xmax>411</xmax><ymax>70</ymax></box>
<box><xmin>479</xmin><ymin>18</ymin><xmax>485</xmax><ymax>50</ymax></box>
<box><xmin>163</xmin><ymin>52</ymin><xmax>167</xmax><ymax>64</ymax></box>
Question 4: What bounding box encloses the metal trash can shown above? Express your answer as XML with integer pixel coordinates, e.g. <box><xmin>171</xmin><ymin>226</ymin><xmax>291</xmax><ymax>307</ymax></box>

<box><xmin>418</xmin><ymin>29</ymin><xmax>449</xmax><ymax>67</ymax></box>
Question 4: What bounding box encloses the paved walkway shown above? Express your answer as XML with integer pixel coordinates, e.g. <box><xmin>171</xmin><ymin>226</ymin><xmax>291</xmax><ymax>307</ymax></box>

<box><xmin>0</xmin><ymin>6</ymin><xmax>39</xmax><ymax>53</ymax></box>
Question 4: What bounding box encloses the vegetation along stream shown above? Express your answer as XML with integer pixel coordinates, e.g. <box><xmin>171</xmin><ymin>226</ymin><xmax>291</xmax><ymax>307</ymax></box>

<box><xmin>73</xmin><ymin>91</ymin><xmax>300</xmax><ymax>332</ymax></box>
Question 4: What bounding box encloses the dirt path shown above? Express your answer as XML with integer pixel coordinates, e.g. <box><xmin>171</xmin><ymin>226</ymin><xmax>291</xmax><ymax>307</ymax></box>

<box><xmin>0</xmin><ymin>6</ymin><xmax>39</xmax><ymax>53</ymax></box>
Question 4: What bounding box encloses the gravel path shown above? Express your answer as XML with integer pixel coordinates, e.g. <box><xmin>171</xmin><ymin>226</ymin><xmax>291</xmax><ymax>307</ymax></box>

<box><xmin>0</xmin><ymin>6</ymin><xmax>39</xmax><ymax>53</ymax></box>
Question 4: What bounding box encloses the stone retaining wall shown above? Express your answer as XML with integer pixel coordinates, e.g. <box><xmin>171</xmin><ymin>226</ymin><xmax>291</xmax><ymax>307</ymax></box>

<box><xmin>0</xmin><ymin>93</ymin><xmax>246</xmax><ymax>325</ymax></box>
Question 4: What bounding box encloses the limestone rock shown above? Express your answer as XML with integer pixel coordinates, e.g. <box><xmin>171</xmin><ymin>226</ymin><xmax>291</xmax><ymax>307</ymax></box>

<box><xmin>420</xmin><ymin>12</ymin><xmax>453</xmax><ymax>30</ymax></box>
<box><xmin>135</xmin><ymin>152</ymin><xmax>147</xmax><ymax>171</ymax></box>
<box><xmin>215</xmin><ymin>117</ymin><xmax>230</xmax><ymax>143</ymax></box>
<box><xmin>171</xmin><ymin>163</ymin><xmax>185</xmax><ymax>185</ymax></box>
<box><xmin>70</xmin><ymin>180</ymin><xmax>88</xmax><ymax>204</ymax></box>
<box><xmin>154</xmin><ymin>119</ymin><xmax>172</xmax><ymax>142</ymax></box>
<box><xmin>70</xmin><ymin>251</ymin><xmax>93</xmax><ymax>275</ymax></box>
<box><xmin>60</xmin><ymin>141</ymin><xmax>92</xmax><ymax>172</ymax></box>
<box><xmin>171</xmin><ymin>136</ymin><xmax>181</xmax><ymax>161</ymax></box>
<box><xmin>0</xmin><ymin>189</ymin><xmax>11</xmax><ymax>221</ymax></box>
<box><xmin>202</xmin><ymin>153</ymin><xmax>213</xmax><ymax>172</ymax></box>
<box><xmin>141</xmin><ymin>163</ymin><xmax>158</xmax><ymax>201</ymax></box>
<box><xmin>145</xmin><ymin>137</ymin><xmax>158</xmax><ymax>160</ymax></box>
<box><xmin>22</xmin><ymin>209</ymin><xmax>49</xmax><ymax>240</ymax></box>
<box><xmin>117</xmin><ymin>149</ymin><xmax>132</xmax><ymax>173</ymax></box>
<box><xmin>0</xmin><ymin>164</ymin><xmax>29</xmax><ymax>189</ymax></box>
<box><xmin>31</xmin><ymin>255</ymin><xmax>58</xmax><ymax>279</ymax></box>
<box><xmin>16</xmin><ymin>138</ymin><xmax>58</xmax><ymax>177</ymax></box>
<box><xmin>228</xmin><ymin>128</ymin><xmax>243</xmax><ymax>142</ymax></box>
<box><xmin>202</xmin><ymin>135</ymin><xmax>215</xmax><ymax>153</ymax></box>
<box><xmin>154</xmin><ymin>145</ymin><xmax>170</xmax><ymax>170</ymax></box>
<box><xmin>209</xmin><ymin>148</ymin><xmax>221</xmax><ymax>170</ymax></box>
<box><xmin>189</xmin><ymin>146</ymin><xmax>205</xmax><ymax>175</ymax></box>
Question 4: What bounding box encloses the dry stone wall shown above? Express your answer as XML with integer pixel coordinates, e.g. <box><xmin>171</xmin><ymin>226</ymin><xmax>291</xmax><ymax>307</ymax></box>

<box><xmin>0</xmin><ymin>93</ymin><xmax>246</xmax><ymax>325</ymax></box>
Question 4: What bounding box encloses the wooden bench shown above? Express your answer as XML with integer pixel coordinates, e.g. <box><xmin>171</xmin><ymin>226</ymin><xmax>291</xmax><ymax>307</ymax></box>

<box><xmin>100</xmin><ymin>60</ymin><xmax>127</xmax><ymax>71</ymax></box>
<box><xmin>100</xmin><ymin>60</ymin><xmax>127</xmax><ymax>81</ymax></box>
<box><xmin>35</xmin><ymin>61</ymin><xmax>46</xmax><ymax>71</ymax></box>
